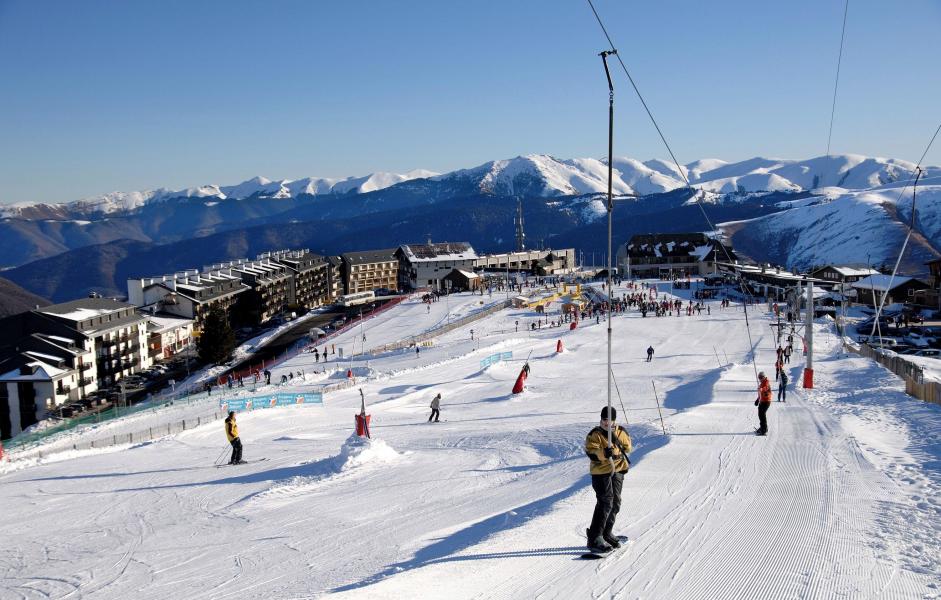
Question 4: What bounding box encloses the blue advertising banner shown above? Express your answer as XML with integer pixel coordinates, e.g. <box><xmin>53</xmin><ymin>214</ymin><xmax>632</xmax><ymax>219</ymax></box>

<box><xmin>221</xmin><ymin>391</ymin><xmax>322</xmax><ymax>412</ymax></box>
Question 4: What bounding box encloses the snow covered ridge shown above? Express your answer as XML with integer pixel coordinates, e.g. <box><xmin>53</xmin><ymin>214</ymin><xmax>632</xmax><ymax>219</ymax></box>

<box><xmin>3</xmin><ymin>153</ymin><xmax>939</xmax><ymax>219</ymax></box>
<box><xmin>0</xmin><ymin>170</ymin><xmax>440</xmax><ymax>219</ymax></box>
<box><xmin>431</xmin><ymin>153</ymin><xmax>940</xmax><ymax>198</ymax></box>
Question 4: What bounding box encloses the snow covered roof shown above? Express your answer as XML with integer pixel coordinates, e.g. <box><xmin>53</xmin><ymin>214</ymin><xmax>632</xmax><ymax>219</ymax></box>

<box><xmin>451</xmin><ymin>269</ymin><xmax>479</xmax><ymax>279</ymax></box>
<box><xmin>851</xmin><ymin>274</ymin><xmax>914</xmax><ymax>292</ymax></box>
<box><xmin>0</xmin><ymin>360</ymin><xmax>66</xmax><ymax>381</ymax></box>
<box><xmin>23</xmin><ymin>350</ymin><xmax>67</xmax><ymax>364</ymax></box>
<box><xmin>399</xmin><ymin>243</ymin><xmax>478</xmax><ymax>263</ymax></box>
<box><xmin>37</xmin><ymin>297</ymin><xmax>135</xmax><ymax>322</ymax></box>
<box><xmin>831</xmin><ymin>266</ymin><xmax>881</xmax><ymax>277</ymax></box>
<box><xmin>147</xmin><ymin>315</ymin><xmax>194</xmax><ymax>334</ymax></box>
<box><xmin>626</xmin><ymin>233</ymin><xmax>729</xmax><ymax>261</ymax></box>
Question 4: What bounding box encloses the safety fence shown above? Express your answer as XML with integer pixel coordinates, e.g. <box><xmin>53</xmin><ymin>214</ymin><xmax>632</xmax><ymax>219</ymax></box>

<box><xmin>10</xmin><ymin>406</ymin><xmax>224</xmax><ymax>461</ymax></box>
<box><xmin>479</xmin><ymin>351</ymin><xmax>513</xmax><ymax>370</ymax></box>
<box><xmin>3</xmin><ymin>297</ymin><xmax>412</xmax><ymax>455</ymax></box>
<box><xmin>214</xmin><ymin>294</ymin><xmax>410</xmax><ymax>387</ymax></box>
<box><xmin>848</xmin><ymin>341</ymin><xmax>941</xmax><ymax>406</ymax></box>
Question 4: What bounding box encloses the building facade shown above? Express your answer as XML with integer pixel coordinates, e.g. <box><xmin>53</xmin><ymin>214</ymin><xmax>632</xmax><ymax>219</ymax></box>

<box><xmin>204</xmin><ymin>259</ymin><xmax>292</xmax><ymax>325</ymax></box>
<box><xmin>852</xmin><ymin>275</ymin><xmax>928</xmax><ymax>307</ymax></box>
<box><xmin>0</xmin><ymin>298</ymin><xmax>151</xmax><ymax>438</ymax></box>
<box><xmin>341</xmin><ymin>249</ymin><xmax>399</xmax><ymax>294</ymax></box>
<box><xmin>396</xmin><ymin>243</ymin><xmax>478</xmax><ymax>291</ymax></box>
<box><xmin>128</xmin><ymin>271</ymin><xmax>249</xmax><ymax>331</ymax></box>
<box><xmin>474</xmin><ymin>248</ymin><xmax>576</xmax><ymax>275</ymax></box>
<box><xmin>267</xmin><ymin>249</ymin><xmax>330</xmax><ymax>309</ymax></box>
<box><xmin>617</xmin><ymin>233</ymin><xmax>734</xmax><ymax>278</ymax></box>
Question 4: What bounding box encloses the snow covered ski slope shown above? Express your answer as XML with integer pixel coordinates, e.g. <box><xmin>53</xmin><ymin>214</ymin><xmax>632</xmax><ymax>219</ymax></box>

<box><xmin>1</xmin><ymin>285</ymin><xmax>939</xmax><ymax>599</ymax></box>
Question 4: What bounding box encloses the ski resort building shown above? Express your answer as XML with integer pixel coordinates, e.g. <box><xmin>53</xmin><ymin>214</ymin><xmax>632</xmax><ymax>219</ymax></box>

<box><xmin>396</xmin><ymin>243</ymin><xmax>478</xmax><ymax>291</ymax></box>
<box><xmin>851</xmin><ymin>274</ymin><xmax>928</xmax><ymax>307</ymax></box>
<box><xmin>341</xmin><ymin>249</ymin><xmax>399</xmax><ymax>295</ymax></box>
<box><xmin>203</xmin><ymin>259</ymin><xmax>293</xmax><ymax>325</ymax></box>
<box><xmin>617</xmin><ymin>233</ymin><xmax>734</xmax><ymax>279</ymax></box>
<box><xmin>0</xmin><ymin>298</ymin><xmax>151</xmax><ymax>438</ymax></box>
<box><xmin>913</xmin><ymin>258</ymin><xmax>941</xmax><ymax>311</ymax></box>
<box><xmin>474</xmin><ymin>249</ymin><xmax>576</xmax><ymax>276</ymax></box>
<box><xmin>128</xmin><ymin>271</ymin><xmax>249</xmax><ymax>331</ymax></box>
<box><xmin>144</xmin><ymin>314</ymin><xmax>194</xmax><ymax>363</ymax></box>
<box><xmin>441</xmin><ymin>268</ymin><xmax>481</xmax><ymax>292</ymax></box>
<box><xmin>267</xmin><ymin>249</ymin><xmax>331</xmax><ymax>309</ymax></box>
<box><xmin>325</xmin><ymin>255</ymin><xmax>345</xmax><ymax>299</ymax></box>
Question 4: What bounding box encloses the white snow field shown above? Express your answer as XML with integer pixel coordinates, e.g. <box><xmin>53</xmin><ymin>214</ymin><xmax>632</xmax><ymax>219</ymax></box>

<box><xmin>2</xmin><ymin>284</ymin><xmax>940</xmax><ymax>599</ymax></box>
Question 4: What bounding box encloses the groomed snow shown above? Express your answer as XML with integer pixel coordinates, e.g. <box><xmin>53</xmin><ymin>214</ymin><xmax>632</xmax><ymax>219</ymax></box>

<box><xmin>1</xmin><ymin>283</ymin><xmax>939</xmax><ymax>599</ymax></box>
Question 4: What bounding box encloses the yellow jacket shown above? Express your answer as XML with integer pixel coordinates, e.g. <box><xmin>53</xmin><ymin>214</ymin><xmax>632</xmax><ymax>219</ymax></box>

<box><xmin>225</xmin><ymin>418</ymin><xmax>239</xmax><ymax>442</ymax></box>
<box><xmin>585</xmin><ymin>425</ymin><xmax>632</xmax><ymax>475</ymax></box>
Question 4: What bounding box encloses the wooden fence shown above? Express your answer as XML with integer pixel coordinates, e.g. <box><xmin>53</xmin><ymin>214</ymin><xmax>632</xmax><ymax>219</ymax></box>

<box><xmin>851</xmin><ymin>342</ymin><xmax>941</xmax><ymax>406</ymax></box>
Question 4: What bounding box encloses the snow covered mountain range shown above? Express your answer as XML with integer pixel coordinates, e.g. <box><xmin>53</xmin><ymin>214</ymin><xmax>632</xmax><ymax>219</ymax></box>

<box><xmin>0</xmin><ymin>170</ymin><xmax>440</xmax><ymax>220</ymax></box>
<box><xmin>1</xmin><ymin>153</ymin><xmax>939</xmax><ymax>302</ymax></box>
<box><xmin>3</xmin><ymin>153</ymin><xmax>937</xmax><ymax>219</ymax></box>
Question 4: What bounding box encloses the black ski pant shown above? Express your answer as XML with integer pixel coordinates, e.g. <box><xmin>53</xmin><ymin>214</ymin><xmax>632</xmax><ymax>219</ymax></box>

<box><xmin>428</xmin><ymin>409</ymin><xmax>440</xmax><ymax>422</ymax></box>
<box><xmin>778</xmin><ymin>384</ymin><xmax>786</xmax><ymax>402</ymax></box>
<box><xmin>230</xmin><ymin>437</ymin><xmax>243</xmax><ymax>464</ymax></box>
<box><xmin>757</xmin><ymin>402</ymin><xmax>770</xmax><ymax>433</ymax></box>
<box><xmin>588</xmin><ymin>471</ymin><xmax>624</xmax><ymax>540</ymax></box>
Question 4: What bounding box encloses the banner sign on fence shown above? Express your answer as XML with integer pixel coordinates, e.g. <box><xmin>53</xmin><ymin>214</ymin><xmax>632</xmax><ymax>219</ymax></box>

<box><xmin>221</xmin><ymin>391</ymin><xmax>323</xmax><ymax>412</ymax></box>
<box><xmin>479</xmin><ymin>351</ymin><xmax>513</xmax><ymax>369</ymax></box>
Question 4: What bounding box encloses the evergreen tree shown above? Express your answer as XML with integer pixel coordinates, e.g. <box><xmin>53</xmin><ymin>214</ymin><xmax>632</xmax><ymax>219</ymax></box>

<box><xmin>197</xmin><ymin>308</ymin><xmax>236</xmax><ymax>365</ymax></box>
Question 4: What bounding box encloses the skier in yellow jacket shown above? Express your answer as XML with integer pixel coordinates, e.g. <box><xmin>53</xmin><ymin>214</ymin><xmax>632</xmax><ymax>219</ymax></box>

<box><xmin>585</xmin><ymin>406</ymin><xmax>632</xmax><ymax>553</ymax></box>
<box><xmin>224</xmin><ymin>411</ymin><xmax>243</xmax><ymax>465</ymax></box>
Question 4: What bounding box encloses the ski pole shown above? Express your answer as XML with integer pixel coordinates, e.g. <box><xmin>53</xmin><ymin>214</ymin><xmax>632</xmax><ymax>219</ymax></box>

<box><xmin>651</xmin><ymin>380</ymin><xmax>667</xmax><ymax>436</ymax></box>
<box><xmin>713</xmin><ymin>346</ymin><xmax>722</xmax><ymax>368</ymax></box>
<box><xmin>214</xmin><ymin>444</ymin><xmax>230</xmax><ymax>465</ymax></box>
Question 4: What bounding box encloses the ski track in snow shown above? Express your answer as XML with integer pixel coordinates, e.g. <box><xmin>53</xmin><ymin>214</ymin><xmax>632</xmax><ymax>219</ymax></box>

<box><xmin>1</xmin><ymin>284</ymin><xmax>939</xmax><ymax>599</ymax></box>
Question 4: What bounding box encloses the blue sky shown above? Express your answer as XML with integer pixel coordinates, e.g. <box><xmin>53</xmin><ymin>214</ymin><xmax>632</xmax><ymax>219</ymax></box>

<box><xmin>1</xmin><ymin>0</ymin><xmax>939</xmax><ymax>204</ymax></box>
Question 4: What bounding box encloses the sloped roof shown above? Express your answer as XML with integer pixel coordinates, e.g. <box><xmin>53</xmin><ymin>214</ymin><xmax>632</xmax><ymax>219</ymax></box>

<box><xmin>399</xmin><ymin>243</ymin><xmax>478</xmax><ymax>262</ymax></box>
<box><xmin>851</xmin><ymin>274</ymin><xmax>915</xmax><ymax>292</ymax></box>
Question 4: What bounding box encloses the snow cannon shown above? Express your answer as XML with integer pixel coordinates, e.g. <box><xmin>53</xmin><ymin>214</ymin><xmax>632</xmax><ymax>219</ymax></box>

<box><xmin>355</xmin><ymin>413</ymin><xmax>372</xmax><ymax>438</ymax></box>
<box><xmin>355</xmin><ymin>390</ymin><xmax>371</xmax><ymax>438</ymax></box>
<box><xmin>802</xmin><ymin>368</ymin><xmax>814</xmax><ymax>389</ymax></box>
<box><xmin>512</xmin><ymin>362</ymin><xmax>530</xmax><ymax>394</ymax></box>
<box><xmin>556</xmin><ymin>339</ymin><xmax>563</xmax><ymax>353</ymax></box>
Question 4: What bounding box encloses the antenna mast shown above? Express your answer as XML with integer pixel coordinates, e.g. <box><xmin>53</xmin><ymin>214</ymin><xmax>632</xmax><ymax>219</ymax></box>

<box><xmin>515</xmin><ymin>199</ymin><xmax>526</xmax><ymax>252</ymax></box>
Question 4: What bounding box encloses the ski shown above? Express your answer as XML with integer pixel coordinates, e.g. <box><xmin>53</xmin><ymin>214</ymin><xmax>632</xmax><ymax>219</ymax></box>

<box><xmin>215</xmin><ymin>458</ymin><xmax>268</xmax><ymax>467</ymax></box>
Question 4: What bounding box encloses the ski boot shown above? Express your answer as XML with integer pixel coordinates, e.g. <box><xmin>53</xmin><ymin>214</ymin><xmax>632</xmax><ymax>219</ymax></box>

<box><xmin>586</xmin><ymin>529</ymin><xmax>613</xmax><ymax>553</ymax></box>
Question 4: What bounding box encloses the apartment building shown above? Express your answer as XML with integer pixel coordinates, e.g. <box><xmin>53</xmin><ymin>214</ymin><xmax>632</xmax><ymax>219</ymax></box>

<box><xmin>0</xmin><ymin>298</ymin><xmax>150</xmax><ymax>438</ymax></box>
<box><xmin>474</xmin><ymin>249</ymin><xmax>576</xmax><ymax>276</ymax></box>
<box><xmin>128</xmin><ymin>270</ymin><xmax>249</xmax><ymax>331</ymax></box>
<box><xmin>325</xmin><ymin>256</ymin><xmax>345</xmax><ymax>299</ymax></box>
<box><xmin>341</xmin><ymin>249</ymin><xmax>398</xmax><ymax>294</ymax></box>
<box><xmin>205</xmin><ymin>258</ymin><xmax>292</xmax><ymax>325</ymax></box>
<box><xmin>396</xmin><ymin>242</ymin><xmax>478</xmax><ymax>291</ymax></box>
<box><xmin>266</xmin><ymin>249</ymin><xmax>330</xmax><ymax>309</ymax></box>
<box><xmin>617</xmin><ymin>233</ymin><xmax>734</xmax><ymax>278</ymax></box>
